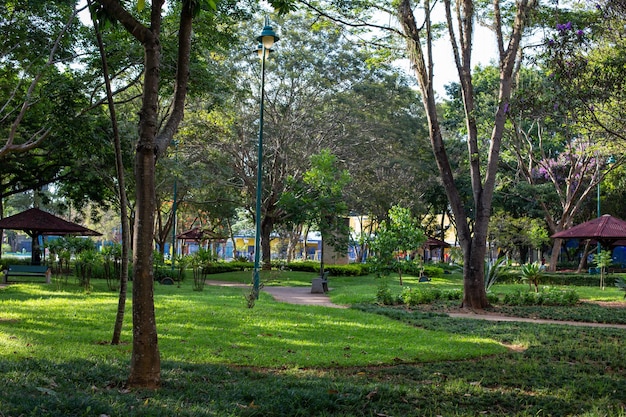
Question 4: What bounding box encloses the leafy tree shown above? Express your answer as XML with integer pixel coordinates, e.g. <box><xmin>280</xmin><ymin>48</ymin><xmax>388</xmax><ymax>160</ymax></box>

<box><xmin>488</xmin><ymin>212</ymin><xmax>549</xmax><ymax>263</ymax></box>
<box><xmin>0</xmin><ymin>1</ymin><xmax>87</xmax><ymax>156</ymax></box>
<box><xmin>594</xmin><ymin>249</ymin><xmax>612</xmax><ymax>290</ymax></box>
<box><xmin>281</xmin><ymin>150</ymin><xmax>351</xmax><ymax>276</ymax></box>
<box><xmin>370</xmin><ymin>205</ymin><xmax>426</xmax><ymax>285</ymax></box>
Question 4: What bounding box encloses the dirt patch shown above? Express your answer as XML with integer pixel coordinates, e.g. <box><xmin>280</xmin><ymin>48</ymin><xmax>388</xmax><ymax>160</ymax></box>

<box><xmin>583</xmin><ymin>300</ymin><xmax>626</xmax><ymax>308</ymax></box>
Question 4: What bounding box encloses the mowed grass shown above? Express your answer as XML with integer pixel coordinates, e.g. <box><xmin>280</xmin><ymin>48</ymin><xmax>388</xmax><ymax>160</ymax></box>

<box><xmin>1</xmin><ymin>272</ymin><xmax>626</xmax><ymax>416</ymax></box>
<box><xmin>0</xmin><ymin>281</ymin><xmax>503</xmax><ymax>369</ymax></box>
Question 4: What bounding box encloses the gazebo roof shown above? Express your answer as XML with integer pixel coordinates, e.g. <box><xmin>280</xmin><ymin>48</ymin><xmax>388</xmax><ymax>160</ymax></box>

<box><xmin>0</xmin><ymin>208</ymin><xmax>101</xmax><ymax>236</ymax></box>
<box><xmin>176</xmin><ymin>227</ymin><xmax>225</xmax><ymax>241</ymax></box>
<box><xmin>423</xmin><ymin>237</ymin><xmax>451</xmax><ymax>249</ymax></box>
<box><xmin>551</xmin><ymin>214</ymin><xmax>626</xmax><ymax>247</ymax></box>
<box><xmin>551</xmin><ymin>214</ymin><xmax>626</xmax><ymax>240</ymax></box>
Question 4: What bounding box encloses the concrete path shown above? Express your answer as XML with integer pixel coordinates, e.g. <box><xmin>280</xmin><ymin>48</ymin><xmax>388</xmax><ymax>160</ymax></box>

<box><xmin>205</xmin><ymin>280</ymin><xmax>346</xmax><ymax>308</ymax></box>
<box><xmin>262</xmin><ymin>286</ymin><xmax>347</xmax><ymax>308</ymax></box>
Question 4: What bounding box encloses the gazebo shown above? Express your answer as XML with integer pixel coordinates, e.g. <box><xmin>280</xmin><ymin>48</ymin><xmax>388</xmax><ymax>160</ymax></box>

<box><xmin>176</xmin><ymin>227</ymin><xmax>227</xmax><ymax>256</ymax></box>
<box><xmin>0</xmin><ymin>208</ymin><xmax>101</xmax><ymax>265</ymax></box>
<box><xmin>422</xmin><ymin>237</ymin><xmax>451</xmax><ymax>262</ymax></box>
<box><xmin>551</xmin><ymin>214</ymin><xmax>626</xmax><ymax>248</ymax></box>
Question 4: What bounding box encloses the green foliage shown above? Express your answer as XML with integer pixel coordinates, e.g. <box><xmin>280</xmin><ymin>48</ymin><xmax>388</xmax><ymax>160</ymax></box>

<box><xmin>520</xmin><ymin>262</ymin><xmax>543</xmax><ymax>292</ymax></box>
<box><xmin>191</xmin><ymin>249</ymin><xmax>214</xmax><ymax>291</ymax></box>
<box><xmin>101</xmin><ymin>244</ymin><xmax>122</xmax><ymax>291</ymax></box>
<box><xmin>279</xmin><ymin>261</ymin><xmax>368</xmax><ymax>276</ymax></box>
<box><xmin>397</xmin><ymin>286</ymin><xmax>462</xmax><ymax>307</ymax></box>
<box><xmin>502</xmin><ymin>287</ymin><xmax>580</xmax><ymax>306</ymax></box>
<box><xmin>74</xmin><ymin>250</ymin><xmax>101</xmax><ymax>291</ymax></box>
<box><xmin>370</xmin><ymin>206</ymin><xmax>426</xmax><ymax>282</ymax></box>
<box><xmin>594</xmin><ymin>249</ymin><xmax>613</xmax><ymax>289</ymax></box>
<box><xmin>485</xmin><ymin>256</ymin><xmax>510</xmax><ymax>291</ymax></box>
<box><xmin>376</xmin><ymin>279</ymin><xmax>395</xmax><ymax>305</ymax></box>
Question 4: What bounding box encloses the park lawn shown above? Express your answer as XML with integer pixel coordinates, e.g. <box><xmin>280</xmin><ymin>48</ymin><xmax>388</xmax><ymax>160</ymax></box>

<box><xmin>0</xmin><ymin>281</ymin><xmax>504</xmax><ymax>369</ymax></box>
<box><xmin>1</xmin><ymin>277</ymin><xmax>625</xmax><ymax>416</ymax></box>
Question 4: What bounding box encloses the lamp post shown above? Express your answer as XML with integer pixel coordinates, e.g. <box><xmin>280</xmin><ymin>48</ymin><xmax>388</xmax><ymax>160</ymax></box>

<box><xmin>252</xmin><ymin>17</ymin><xmax>279</xmax><ymax>298</ymax></box>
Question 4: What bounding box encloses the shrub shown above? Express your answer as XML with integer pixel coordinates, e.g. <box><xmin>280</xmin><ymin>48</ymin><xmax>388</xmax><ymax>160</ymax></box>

<box><xmin>376</xmin><ymin>280</ymin><xmax>394</xmax><ymax>305</ymax></box>
<box><xmin>485</xmin><ymin>257</ymin><xmax>509</xmax><ymax>291</ymax></box>
<box><xmin>502</xmin><ymin>288</ymin><xmax>579</xmax><ymax>306</ymax></box>
<box><xmin>486</xmin><ymin>292</ymin><xmax>499</xmax><ymax>305</ymax></box>
<box><xmin>285</xmin><ymin>261</ymin><xmax>320</xmax><ymax>273</ymax></box>
<box><xmin>325</xmin><ymin>264</ymin><xmax>368</xmax><ymax>276</ymax></box>
<box><xmin>422</xmin><ymin>265</ymin><xmax>444</xmax><ymax>278</ymax></box>
<box><xmin>400</xmin><ymin>286</ymin><xmax>461</xmax><ymax>307</ymax></box>
<box><xmin>521</xmin><ymin>262</ymin><xmax>543</xmax><ymax>292</ymax></box>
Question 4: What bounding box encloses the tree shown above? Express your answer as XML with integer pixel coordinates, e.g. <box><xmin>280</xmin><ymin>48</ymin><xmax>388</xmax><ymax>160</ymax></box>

<box><xmin>201</xmin><ymin>12</ymin><xmax>425</xmax><ymax>267</ymax></box>
<box><xmin>281</xmin><ymin>150</ymin><xmax>351</xmax><ymax>275</ymax></box>
<box><xmin>394</xmin><ymin>0</ymin><xmax>538</xmax><ymax>308</ymax></box>
<box><xmin>0</xmin><ymin>1</ymin><xmax>87</xmax><ymax>157</ymax></box>
<box><xmin>298</xmin><ymin>0</ymin><xmax>540</xmax><ymax>307</ymax></box>
<box><xmin>369</xmin><ymin>205</ymin><xmax>426</xmax><ymax>285</ymax></box>
<box><xmin>91</xmin><ymin>0</ymin><xmax>292</xmax><ymax>389</ymax></box>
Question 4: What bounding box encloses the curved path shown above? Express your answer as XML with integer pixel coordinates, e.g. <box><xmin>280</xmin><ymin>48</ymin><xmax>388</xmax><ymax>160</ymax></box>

<box><xmin>207</xmin><ymin>281</ymin><xmax>626</xmax><ymax>328</ymax></box>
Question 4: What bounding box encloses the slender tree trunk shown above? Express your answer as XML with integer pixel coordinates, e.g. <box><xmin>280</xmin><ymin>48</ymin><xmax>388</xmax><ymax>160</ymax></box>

<box><xmin>95</xmin><ymin>0</ymin><xmax>195</xmax><ymax>389</ymax></box>
<box><xmin>127</xmin><ymin>28</ymin><xmax>162</xmax><ymax>388</ymax></box>
<box><xmin>89</xmin><ymin>2</ymin><xmax>130</xmax><ymax>346</ymax></box>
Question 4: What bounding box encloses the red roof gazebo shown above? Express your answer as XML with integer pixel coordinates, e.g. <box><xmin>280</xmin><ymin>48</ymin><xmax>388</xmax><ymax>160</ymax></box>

<box><xmin>551</xmin><ymin>214</ymin><xmax>626</xmax><ymax>248</ymax></box>
<box><xmin>0</xmin><ymin>208</ymin><xmax>101</xmax><ymax>265</ymax></box>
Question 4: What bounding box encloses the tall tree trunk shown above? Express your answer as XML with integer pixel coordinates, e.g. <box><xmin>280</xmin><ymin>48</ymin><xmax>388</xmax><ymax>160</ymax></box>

<box><xmin>127</xmin><ymin>29</ymin><xmax>161</xmax><ymax>389</ymax></box>
<box><xmin>89</xmin><ymin>2</ymin><xmax>130</xmax><ymax>346</ymax></box>
<box><xmin>397</xmin><ymin>0</ymin><xmax>536</xmax><ymax>309</ymax></box>
<box><xmin>95</xmin><ymin>0</ymin><xmax>195</xmax><ymax>389</ymax></box>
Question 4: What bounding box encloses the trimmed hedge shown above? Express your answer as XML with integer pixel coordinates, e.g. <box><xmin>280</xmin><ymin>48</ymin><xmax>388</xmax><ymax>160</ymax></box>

<box><xmin>497</xmin><ymin>271</ymin><xmax>621</xmax><ymax>287</ymax></box>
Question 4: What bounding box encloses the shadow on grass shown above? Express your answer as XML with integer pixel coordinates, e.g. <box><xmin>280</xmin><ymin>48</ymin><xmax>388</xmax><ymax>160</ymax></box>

<box><xmin>1</xmin><ymin>340</ymin><xmax>625</xmax><ymax>417</ymax></box>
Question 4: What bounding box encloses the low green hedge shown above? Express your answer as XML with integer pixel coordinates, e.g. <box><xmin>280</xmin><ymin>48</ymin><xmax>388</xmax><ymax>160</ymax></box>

<box><xmin>497</xmin><ymin>271</ymin><xmax>615</xmax><ymax>287</ymax></box>
<box><xmin>282</xmin><ymin>261</ymin><xmax>369</xmax><ymax>276</ymax></box>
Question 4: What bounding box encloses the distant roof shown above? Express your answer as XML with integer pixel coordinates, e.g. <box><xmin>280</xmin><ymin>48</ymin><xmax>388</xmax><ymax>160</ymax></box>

<box><xmin>551</xmin><ymin>214</ymin><xmax>626</xmax><ymax>247</ymax></box>
<box><xmin>177</xmin><ymin>227</ymin><xmax>225</xmax><ymax>240</ymax></box>
<box><xmin>0</xmin><ymin>208</ymin><xmax>101</xmax><ymax>236</ymax></box>
<box><xmin>423</xmin><ymin>237</ymin><xmax>451</xmax><ymax>249</ymax></box>
<box><xmin>552</xmin><ymin>215</ymin><xmax>626</xmax><ymax>240</ymax></box>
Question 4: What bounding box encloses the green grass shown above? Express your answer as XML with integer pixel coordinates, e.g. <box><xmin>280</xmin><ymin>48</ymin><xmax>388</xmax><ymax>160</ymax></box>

<box><xmin>1</xmin><ymin>273</ymin><xmax>626</xmax><ymax>416</ymax></box>
<box><xmin>0</xmin><ymin>280</ymin><xmax>502</xmax><ymax>367</ymax></box>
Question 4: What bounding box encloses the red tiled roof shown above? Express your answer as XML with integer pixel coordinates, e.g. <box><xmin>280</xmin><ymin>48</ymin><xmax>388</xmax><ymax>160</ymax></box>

<box><xmin>551</xmin><ymin>214</ymin><xmax>626</xmax><ymax>242</ymax></box>
<box><xmin>0</xmin><ymin>208</ymin><xmax>101</xmax><ymax>236</ymax></box>
<box><xmin>176</xmin><ymin>227</ymin><xmax>225</xmax><ymax>240</ymax></box>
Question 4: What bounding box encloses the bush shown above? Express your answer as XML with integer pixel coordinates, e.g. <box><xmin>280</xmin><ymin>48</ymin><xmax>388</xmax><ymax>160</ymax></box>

<box><xmin>324</xmin><ymin>264</ymin><xmax>368</xmax><ymax>276</ymax></box>
<box><xmin>399</xmin><ymin>286</ymin><xmax>462</xmax><ymax>307</ymax></box>
<box><xmin>486</xmin><ymin>292</ymin><xmax>499</xmax><ymax>305</ymax></box>
<box><xmin>285</xmin><ymin>261</ymin><xmax>320</xmax><ymax>273</ymax></box>
<box><xmin>502</xmin><ymin>288</ymin><xmax>579</xmax><ymax>306</ymax></box>
<box><xmin>376</xmin><ymin>280</ymin><xmax>394</xmax><ymax>305</ymax></box>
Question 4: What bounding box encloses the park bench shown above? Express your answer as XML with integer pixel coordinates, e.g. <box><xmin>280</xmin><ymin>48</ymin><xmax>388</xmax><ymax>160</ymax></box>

<box><xmin>3</xmin><ymin>265</ymin><xmax>51</xmax><ymax>284</ymax></box>
<box><xmin>311</xmin><ymin>271</ymin><xmax>329</xmax><ymax>293</ymax></box>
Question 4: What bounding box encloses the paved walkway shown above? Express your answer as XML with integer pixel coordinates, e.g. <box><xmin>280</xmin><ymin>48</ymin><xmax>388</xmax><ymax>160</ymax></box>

<box><xmin>206</xmin><ymin>281</ymin><xmax>626</xmax><ymax>328</ymax></box>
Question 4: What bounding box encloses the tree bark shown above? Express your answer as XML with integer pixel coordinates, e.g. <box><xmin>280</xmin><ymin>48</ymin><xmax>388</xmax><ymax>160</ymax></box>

<box><xmin>94</xmin><ymin>0</ymin><xmax>195</xmax><ymax>389</ymax></box>
<box><xmin>88</xmin><ymin>1</ymin><xmax>131</xmax><ymax>346</ymax></box>
<box><xmin>261</xmin><ymin>215</ymin><xmax>274</xmax><ymax>270</ymax></box>
<box><xmin>397</xmin><ymin>0</ymin><xmax>536</xmax><ymax>309</ymax></box>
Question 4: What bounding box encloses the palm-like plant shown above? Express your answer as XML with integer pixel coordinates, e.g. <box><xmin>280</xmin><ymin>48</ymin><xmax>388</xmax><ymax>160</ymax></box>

<box><xmin>484</xmin><ymin>257</ymin><xmax>509</xmax><ymax>292</ymax></box>
<box><xmin>521</xmin><ymin>262</ymin><xmax>542</xmax><ymax>293</ymax></box>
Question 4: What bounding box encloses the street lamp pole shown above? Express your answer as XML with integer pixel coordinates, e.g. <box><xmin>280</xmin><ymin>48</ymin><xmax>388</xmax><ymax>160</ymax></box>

<box><xmin>252</xmin><ymin>17</ymin><xmax>279</xmax><ymax>299</ymax></box>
